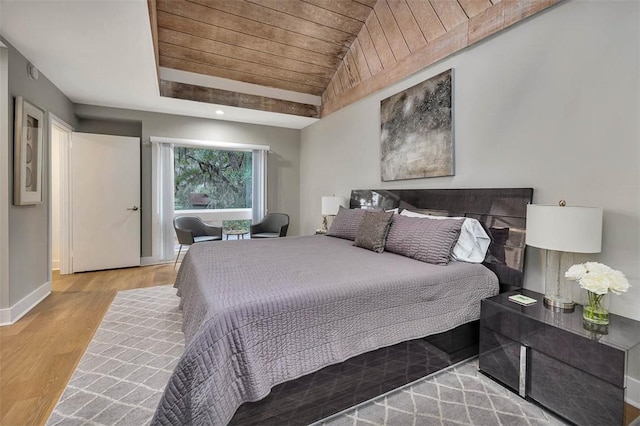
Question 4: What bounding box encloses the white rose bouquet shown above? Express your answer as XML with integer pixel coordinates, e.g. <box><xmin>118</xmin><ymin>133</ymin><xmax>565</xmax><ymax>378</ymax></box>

<box><xmin>565</xmin><ymin>262</ymin><xmax>630</xmax><ymax>325</ymax></box>
<box><xmin>565</xmin><ymin>262</ymin><xmax>630</xmax><ymax>295</ymax></box>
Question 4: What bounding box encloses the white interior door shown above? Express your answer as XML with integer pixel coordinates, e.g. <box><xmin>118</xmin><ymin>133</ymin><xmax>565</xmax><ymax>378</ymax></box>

<box><xmin>72</xmin><ymin>133</ymin><xmax>140</xmax><ymax>272</ymax></box>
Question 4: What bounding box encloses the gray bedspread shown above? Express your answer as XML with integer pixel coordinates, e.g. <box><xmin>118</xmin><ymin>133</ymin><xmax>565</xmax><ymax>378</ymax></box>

<box><xmin>151</xmin><ymin>235</ymin><xmax>498</xmax><ymax>425</ymax></box>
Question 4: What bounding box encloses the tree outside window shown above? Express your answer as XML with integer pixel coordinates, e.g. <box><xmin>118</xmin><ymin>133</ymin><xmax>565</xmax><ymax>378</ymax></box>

<box><xmin>174</xmin><ymin>147</ymin><xmax>252</xmax><ymax>210</ymax></box>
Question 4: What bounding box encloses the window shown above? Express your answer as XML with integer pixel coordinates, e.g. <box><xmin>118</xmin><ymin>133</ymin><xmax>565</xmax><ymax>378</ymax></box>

<box><xmin>174</xmin><ymin>147</ymin><xmax>252</xmax><ymax>210</ymax></box>
<box><xmin>150</xmin><ymin>137</ymin><xmax>268</xmax><ymax>262</ymax></box>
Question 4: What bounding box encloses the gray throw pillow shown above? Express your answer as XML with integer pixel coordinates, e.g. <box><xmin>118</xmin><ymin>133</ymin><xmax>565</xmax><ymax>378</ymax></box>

<box><xmin>353</xmin><ymin>210</ymin><xmax>394</xmax><ymax>253</ymax></box>
<box><xmin>385</xmin><ymin>215</ymin><xmax>464</xmax><ymax>265</ymax></box>
<box><xmin>327</xmin><ymin>206</ymin><xmax>366</xmax><ymax>241</ymax></box>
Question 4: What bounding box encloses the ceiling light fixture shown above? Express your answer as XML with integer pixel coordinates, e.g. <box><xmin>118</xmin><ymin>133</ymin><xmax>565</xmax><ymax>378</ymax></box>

<box><xmin>215</xmin><ymin>110</ymin><xmax>224</xmax><ymax>115</ymax></box>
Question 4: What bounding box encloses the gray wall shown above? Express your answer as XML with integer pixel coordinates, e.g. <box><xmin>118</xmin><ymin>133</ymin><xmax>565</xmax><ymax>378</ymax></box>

<box><xmin>75</xmin><ymin>105</ymin><xmax>301</xmax><ymax>257</ymax></box>
<box><xmin>300</xmin><ymin>1</ymin><xmax>640</xmax><ymax>323</ymax></box>
<box><xmin>77</xmin><ymin>117</ymin><xmax>142</xmax><ymax>138</ymax></box>
<box><xmin>4</xmin><ymin>37</ymin><xmax>77</xmax><ymax>304</ymax></box>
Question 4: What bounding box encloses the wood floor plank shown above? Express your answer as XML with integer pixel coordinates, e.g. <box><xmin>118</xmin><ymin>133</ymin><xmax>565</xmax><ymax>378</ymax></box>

<box><xmin>0</xmin><ymin>265</ymin><xmax>177</xmax><ymax>426</ymax></box>
<box><xmin>626</xmin><ymin>403</ymin><xmax>640</xmax><ymax>425</ymax></box>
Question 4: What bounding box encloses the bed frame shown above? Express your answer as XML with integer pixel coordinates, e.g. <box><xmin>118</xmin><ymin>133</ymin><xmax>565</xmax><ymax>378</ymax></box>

<box><xmin>230</xmin><ymin>187</ymin><xmax>533</xmax><ymax>425</ymax></box>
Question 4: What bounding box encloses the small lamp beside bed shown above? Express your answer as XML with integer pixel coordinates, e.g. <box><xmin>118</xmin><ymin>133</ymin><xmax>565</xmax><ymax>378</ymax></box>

<box><xmin>526</xmin><ymin>201</ymin><xmax>603</xmax><ymax>311</ymax></box>
<box><xmin>319</xmin><ymin>196</ymin><xmax>348</xmax><ymax>233</ymax></box>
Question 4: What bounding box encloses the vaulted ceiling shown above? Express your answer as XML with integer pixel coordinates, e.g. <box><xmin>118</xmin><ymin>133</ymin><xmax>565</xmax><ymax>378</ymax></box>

<box><xmin>149</xmin><ymin>0</ymin><xmax>560</xmax><ymax>119</ymax></box>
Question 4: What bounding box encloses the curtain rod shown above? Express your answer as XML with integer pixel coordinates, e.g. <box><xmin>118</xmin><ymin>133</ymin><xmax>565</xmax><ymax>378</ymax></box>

<box><xmin>148</xmin><ymin>136</ymin><xmax>270</xmax><ymax>152</ymax></box>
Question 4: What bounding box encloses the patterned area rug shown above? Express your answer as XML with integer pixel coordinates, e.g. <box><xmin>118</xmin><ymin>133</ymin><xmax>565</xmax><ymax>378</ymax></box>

<box><xmin>47</xmin><ymin>285</ymin><xmax>566</xmax><ymax>426</ymax></box>
<box><xmin>46</xmin><ymin>285</ymin><xmax>183</xmax><ymax>426</ymax></box>
<box><xmin>314</xmin><ymin>360</ymin><xmax>567</xmax><ymax>426</ymax></box>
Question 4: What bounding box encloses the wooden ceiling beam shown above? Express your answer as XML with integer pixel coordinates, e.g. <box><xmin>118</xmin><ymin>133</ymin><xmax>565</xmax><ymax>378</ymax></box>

<box><xmin>160</xmin><ymin>56</ymin><xmax>325</xmax><ymax>96</ymax></box>
<box><xmin>429</xmin><ymin>0</ymin><xmax>468</xmax><ymax>31</ymax></box>
<box><xmin>150</xmin><ymin>0</ymin><xmax>562</xmax><ymax>120</ymax></box>
<box><xmin>321</xmin><ymin>0</ymin><xmax>562</xmax><ymax>117</ymax></box>
<box><xmin>349</xmin><ymin>39</ymin><xmax>372</xmax><ymax>80</ymax></box>
<box><xmin>364</xmin><ymin>9</ymin><xmax>395</xmax><ymax>69</ymax></box>
<box><xmin>405</xmin><ymin>0</ymin><xmax>446</xmax><ymax>42</ymax></box>
<box><xmin>159</xmin><ymin>43</ymin><xmax>329</xmax><ymax>89</ymax></box>
<box><xmin>246</xmin><ymin>0</ymin><xmax>365</xmax><ymax>35</ymax></box>
<box><xmin>355</xmin><ymin>0</ymin><xmax>379</xmax><ymax>7</ymax></box>
<box><xmin>157</xmin><ymin>0</ymin><xmax>345</xmax><ymax>57</ymax></box>
<box><xmin>458</xmin><ymin>0</ymin><xmax>493</xmax><ymax>18</ymax></box>
<box><xmin>374</xmin><ymin>0</ymin><xmax>410</xmax><ymax>61</ymax></box>
<box><xmin>386</xmin><ymin>0</ymin><xmax>427</xmax><ymax>53</ymax></box>
<box><xmin>302</xmin><ymin>0</ymin><xmax>374</xmax><ymax>22</ymax></box>
<box><xmin>157</xmin><ymin>11</ymin><xmax>340</xmax><ymax>70</ymax></box>
<box><xmin>189</xmin><ymin>0</ymin><xmax>356</xmax><ymax>47</ymax></box>
<box><xmin>160</xmin><ymin>80</ymin><xmax>320</xmax><ymax>118</ymax></box>
<box><xmin>158</xmin><ymin>28</ymin><xmax>335</xmax><ymax>80</ymax></box>
<box><xmin>321</xmin><ymin>22</ymin><xmax>469</xmax><ymax>113</ymax></box>
<box><xmin>357</xmin><ymin>25</ymin><xmax>383</xmax><ymax>74</ymax></box>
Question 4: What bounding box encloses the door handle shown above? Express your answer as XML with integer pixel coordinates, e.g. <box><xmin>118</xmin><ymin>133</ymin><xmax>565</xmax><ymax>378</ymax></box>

<box><xmin>127</xmin><ymin>206</ymin><xmax>139</xmax><ymax>211</ymax></box>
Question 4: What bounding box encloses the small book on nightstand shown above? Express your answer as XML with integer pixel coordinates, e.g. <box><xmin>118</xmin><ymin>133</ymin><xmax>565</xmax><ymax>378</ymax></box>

<box><xmin>508</xmin><ymin>294</ymin><xmax>537</xmax><ymax>306</ymax></box>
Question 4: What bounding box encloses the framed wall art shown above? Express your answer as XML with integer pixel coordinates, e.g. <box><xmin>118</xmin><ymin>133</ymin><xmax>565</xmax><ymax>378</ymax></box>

<box><xmin>14</xmin><ymin>96</ymin><xmax>44</xmax><ymax>205</ymax></box>
<box><xmin>380</xmin><ymin>69</ymin><xmax>453</xmax><ymax>181</ymax></box>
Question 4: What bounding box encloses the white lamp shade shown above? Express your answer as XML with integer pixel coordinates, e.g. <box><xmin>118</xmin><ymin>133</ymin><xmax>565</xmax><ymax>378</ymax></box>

<box><xmin>526</xmin><ymin>204</ymin><xmax>603</xmax><ymax>253</ymax></box>
<box><xmin>321</xmin><ymin>196</ymin><xmax>348</xmax><ymax>215</ymax></box>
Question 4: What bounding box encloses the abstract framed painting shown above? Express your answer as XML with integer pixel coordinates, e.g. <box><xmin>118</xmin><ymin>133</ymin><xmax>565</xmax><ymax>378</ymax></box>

<box><xmin>380</xmin><ymin>69</ymin><xmax>453</xmax><ymax>181</ymax></box>
<box><xmin>14</xmin><ymin>96</ymin><xmax>44</xmax><ymax>205</ymax></box>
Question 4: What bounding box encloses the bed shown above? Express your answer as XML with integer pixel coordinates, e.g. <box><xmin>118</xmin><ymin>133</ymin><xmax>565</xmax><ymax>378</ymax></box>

<box><xmin>152</xmin><ymin>188</ymin><xmax>533</xmax><ymax>426</ymax></box>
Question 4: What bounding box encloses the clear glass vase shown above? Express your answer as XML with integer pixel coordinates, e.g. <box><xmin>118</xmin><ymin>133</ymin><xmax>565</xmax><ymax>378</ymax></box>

<box><xmin>583</xmin><ymin>290</ymin><xmax>609</xmax><ymax>325</ymax></box>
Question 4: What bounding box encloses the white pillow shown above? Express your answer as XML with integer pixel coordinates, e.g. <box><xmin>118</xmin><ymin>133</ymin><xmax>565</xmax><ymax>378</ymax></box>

<box><xmin>399</xmin><ymin>210</ymin><xmax>490</xmax><ymax>263</ymax></box>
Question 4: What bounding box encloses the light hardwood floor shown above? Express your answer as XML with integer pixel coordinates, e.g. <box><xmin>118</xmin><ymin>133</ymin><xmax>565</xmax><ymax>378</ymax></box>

<box><xmin>0</xmin><ymin>264</ymin><xmax>177</xmax><ymax>426</ymax></box>
<box><xmin>0</xmin><ymin>264</ymin><xmax>638</xmax><ymax>426</ymax></box>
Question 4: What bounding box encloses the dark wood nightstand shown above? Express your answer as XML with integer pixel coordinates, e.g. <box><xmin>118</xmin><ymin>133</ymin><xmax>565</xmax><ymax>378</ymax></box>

<box><xmin>479</xmin><ymin>289</ymin><xmax>640</xmax><ymax>425</ymax></box>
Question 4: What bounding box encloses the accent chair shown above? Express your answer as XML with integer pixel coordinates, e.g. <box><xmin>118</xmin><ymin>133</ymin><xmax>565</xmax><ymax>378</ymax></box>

<box><xmin>250</xmin><ymin>213</ymin><xmax>290</xmax><ymax>238</ymax></box>
<box><xmin>173</xmin><ymin>216</ymin><xmax>223</xmax><ymax>267</ymax></box>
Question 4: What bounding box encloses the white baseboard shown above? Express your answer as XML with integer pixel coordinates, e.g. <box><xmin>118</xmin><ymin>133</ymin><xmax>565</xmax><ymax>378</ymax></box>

<box><xmin>140</xmin><ymin>256</ymin><xmax>173</xmax><ymax>266</ymax></box>
<box><xmin>0</xmin><ymin>306</ymin><xmax>9</xmax><ymax>325</ymax></box>
<box><xmin>52</xmin><ymin>259</ymin><xmax>60</xmax><ymax>270</ymax></box>
<box><xmin>0</xmin><ymin>281</ymin><xmax>51</xmax><ymax>326</ymax></box>
<box><xmin>140</xmin><ymin>256</ymin><xmax>159</xmax><ymax>266</ymax></box>
<box><xmin>627</xmin><ymin>375</ymin><xmax>640</xmax><ymax>409</ymax></box>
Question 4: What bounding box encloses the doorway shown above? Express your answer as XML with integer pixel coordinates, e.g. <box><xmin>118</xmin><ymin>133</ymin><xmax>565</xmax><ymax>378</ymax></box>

<box><xmin>50</xmin><ymin>115</ymin><xmax>72</xmax><ymax>275</ymax></box>
<box><xmin>50</xmin><ymin>128</ymin><xmax>141</xmax><ymax>275</ymax></box>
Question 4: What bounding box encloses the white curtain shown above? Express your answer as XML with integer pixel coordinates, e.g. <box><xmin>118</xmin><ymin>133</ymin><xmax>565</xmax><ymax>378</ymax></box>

<box><xmin>161</xmin><ymin>144</ymin><xmax>175</xmax><ymax>261</ymax></box>
<box><xmin>252</xmin><ymin>149</ymin><xmax>267</xmax><ymax>224</ymax></box>
<box><xmin>151</xmin><ymin>141</ymin><xmax>175</xmax><ymax>262</ymax></box>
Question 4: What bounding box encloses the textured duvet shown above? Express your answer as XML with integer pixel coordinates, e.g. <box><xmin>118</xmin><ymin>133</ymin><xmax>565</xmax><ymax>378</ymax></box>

<box><xmin>151</xmin><ymin>235</ymin><xmax>498</xmax><ymax>425</ymax></box>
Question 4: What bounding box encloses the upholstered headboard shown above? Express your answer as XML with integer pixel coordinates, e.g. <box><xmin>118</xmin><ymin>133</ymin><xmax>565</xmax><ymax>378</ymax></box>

<box><xmin>350</xmin><ymin>188</ymin><xmax>533</xmax><ymax>291</ymax></box>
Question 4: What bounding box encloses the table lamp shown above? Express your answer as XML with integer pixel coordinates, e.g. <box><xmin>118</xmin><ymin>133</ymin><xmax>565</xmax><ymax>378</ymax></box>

<box><xmin>526</xmin><ymin>201</ymin><xmax>603</xmax><ymax>311</ymax></box>
<box><xmin>320</xmin><ymin>196</ymin><xmax>348</xmax><ymax>233</ymax></box>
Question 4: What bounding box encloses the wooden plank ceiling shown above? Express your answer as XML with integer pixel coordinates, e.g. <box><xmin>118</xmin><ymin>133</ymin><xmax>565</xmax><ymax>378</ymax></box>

<box><xmin>149</xmin><ymin>0</ymin><xmax>560</xmax><ymax>119</ymax></box>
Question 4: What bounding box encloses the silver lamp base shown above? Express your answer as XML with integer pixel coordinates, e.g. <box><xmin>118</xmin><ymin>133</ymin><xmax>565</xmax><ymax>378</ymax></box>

<box><xmin>543</xmin><ymin>296</ymin><xmax>575</xmax><ymax>312</ymax></box>
<box><xmin>543</xmin><ymin>249</ymin><xmax>576</xmax><ymax>313</ymax></box>
<box><xmin>320</xmin><ymin>215</ymin><xmax>328</xmax><ymax>233</ymax></box>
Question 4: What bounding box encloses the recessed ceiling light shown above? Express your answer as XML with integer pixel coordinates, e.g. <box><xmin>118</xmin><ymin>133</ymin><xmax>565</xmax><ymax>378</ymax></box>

<box><xmin>215</xmin><ymin>110</ymin><xmax>224</xmax><ymax>115</ymax></box>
